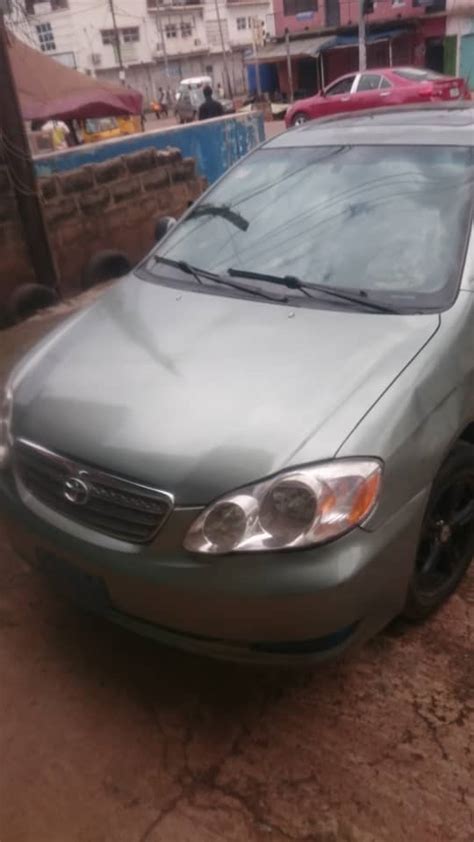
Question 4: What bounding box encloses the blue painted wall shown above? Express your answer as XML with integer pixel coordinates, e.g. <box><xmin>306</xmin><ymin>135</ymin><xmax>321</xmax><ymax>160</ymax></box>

<box><xmin>34</xmin><ymin>113</ymin><xmax>265</xmax><ymax>184</ymax></box>
<box><xmin>247</xmin><ymin>63</ymin><xmax>279</xmax><ymax>95</ymax></box>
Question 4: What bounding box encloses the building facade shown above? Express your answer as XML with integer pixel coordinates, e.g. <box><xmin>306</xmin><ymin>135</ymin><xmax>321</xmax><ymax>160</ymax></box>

<box><xmin>7</xmin><ymin>0</ymin><xmax>275</xmax><ymax>98</ymax></box>
<box><xmin>248</xmin><ymin>0</ymin><xmax>473</xmax><ymax>96</ymax></box>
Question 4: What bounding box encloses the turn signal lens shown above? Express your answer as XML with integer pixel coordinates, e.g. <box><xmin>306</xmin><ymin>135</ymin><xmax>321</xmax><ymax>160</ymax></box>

<box><xmin>347</xmin><ymin>471</ymin><xmax>382</xmax><ymax>526</ymax></box>
<box><xmin>184</xmin><ymin>459</ymin><xmax>382</xmax><ymax>555</ymax></box>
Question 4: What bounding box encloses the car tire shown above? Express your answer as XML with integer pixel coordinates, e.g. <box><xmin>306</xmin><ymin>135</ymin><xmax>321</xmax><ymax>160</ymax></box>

<box><xmin>81</xmin><ymin>250</ymin><xmax>131</xmax><ymax>291</ymax></box>
<box><xmin>5</xmin><ymin>283</ymin><xmax>59</xmax><ymax>326</ymax></box>
<box><xmin>292</xmin><ymin>112</ymin><xmax>309</xmax><ymax>127</ymax></box>
<box><xmin>403</xmin><ymin>442</ymin><xmax>474</xmax><ymax>621</ymax></box>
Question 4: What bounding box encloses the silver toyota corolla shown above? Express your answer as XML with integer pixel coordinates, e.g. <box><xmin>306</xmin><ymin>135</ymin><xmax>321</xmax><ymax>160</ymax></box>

<box><xmin>1</xmin><ymin>106</ymin><xmax>473</xmax><ymax>664</ymax></box>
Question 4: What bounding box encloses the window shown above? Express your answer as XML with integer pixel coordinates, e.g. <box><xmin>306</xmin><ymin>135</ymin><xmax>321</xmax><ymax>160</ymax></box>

<box><xmin>356</xmin><ymin>73</ymin><xmax>382</xmax><ymax>91</ymax></box>
<box><xmin>283</xmin><ymin>0</ymin><xmax>317</xmax><ymax>16</ymax></box>
<box><xmin>325</xmin><ymin>75</ymin><xmax>355</xmax><ymax>96</ymax></box>
<box><xmin>101</xmin><ymin>29</ymin><xmax>116</xmax><ymax>45</ymax></box>
<box><xmin>36</xmin><ymin>22</ymin><xmax>56</xmax><ymax>52</ymax></box>
<box><xmin>380</xmin><ymin>77</ymin><xmax>392</xmax><ymax>89</ymax></box>
<box><xmin>165</xmin><ymin>23</ymin><xmax>177</xmax><ymax>37</ymax></box>
<box><xmin>147</xmin><ymin>145</ymin><xmax>473</xmax><ymax>314</ymax></box>
<box><xmin>122</xmin><ymin>27</ymin><xmax>139</xmax><ymax>43</ymax></box>
<box><xmin>180</xmin><ymin>22</ymin><xmax>192</xmax><ymax>36</ymax></box>
<box><xmin>391</xmin><ymin>0</ymin><xmax>405</xmax><ymax>5</ymax></box>
<box><xmin>394</xmin><ymin>67</ymin><xmax>444</xmax><ymax>81</ymax></box>
<box><xmin>101</xmin><ymin>27</ymin><xmax>139</xmax><ymax>45</ymax></box>
<box><xmin>236</xmin><ymin>17</ymin><xmax>246</xmax><ymax>29</ymax></box>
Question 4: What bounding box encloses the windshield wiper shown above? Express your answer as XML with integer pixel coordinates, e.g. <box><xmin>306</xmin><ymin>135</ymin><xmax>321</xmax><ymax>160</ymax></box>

<box><xmin>227</xmin><ymin>268</ymin><xmax>399</xmax><ymax>314</ymax></box>
<box><xmin>153</xmin><ymin>256</ymin><xmax>287</xmax><ymax>303</ymax></box>
<box><xmin>188</xmin><ymin>203</ymin><xmax>249</xmax><ymax>232</ymax></box>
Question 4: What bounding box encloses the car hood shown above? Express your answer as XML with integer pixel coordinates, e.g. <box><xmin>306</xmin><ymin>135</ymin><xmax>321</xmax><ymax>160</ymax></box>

<box><xmin>12</xmin><ymin>276</ymin><xmax>439</xmax><ymax>505</ymax></box>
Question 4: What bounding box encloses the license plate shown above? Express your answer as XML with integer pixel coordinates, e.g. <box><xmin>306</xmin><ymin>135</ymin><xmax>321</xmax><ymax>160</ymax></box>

<box><xmin>36</xmin><ymin>549</ymin><xmax>111</xmax><ymax>614</ymax></box>
<box><xmin>449</xmin><ymin>87</ymin><xmax>459</xmax><ymax>98</ymax></box>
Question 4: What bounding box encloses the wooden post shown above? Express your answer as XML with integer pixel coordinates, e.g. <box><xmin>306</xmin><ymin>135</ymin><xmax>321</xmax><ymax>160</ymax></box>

<box><xmin>0</xmin><ymin>15</ymin><xmax>58</xmax><ymax>289</ymax></box>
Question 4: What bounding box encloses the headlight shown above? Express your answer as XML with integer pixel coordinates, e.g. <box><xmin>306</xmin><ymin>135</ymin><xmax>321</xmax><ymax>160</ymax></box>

<box><xmin>0</xmin><ymin>385</ymin><xmax>13</xmax><ymax>469</ymax></box>
<box><xmin>184</xmin><ymin>459</ymin><xmax>382</xmax><ymax>555</ymax></box>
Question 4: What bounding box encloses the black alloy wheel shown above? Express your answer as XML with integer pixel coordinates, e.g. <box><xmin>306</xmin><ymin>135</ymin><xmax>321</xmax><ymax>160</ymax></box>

<box><xmin>404</xmin><ymin>443</ymin><xmax>474</xmax><ymax>620</ymax></box>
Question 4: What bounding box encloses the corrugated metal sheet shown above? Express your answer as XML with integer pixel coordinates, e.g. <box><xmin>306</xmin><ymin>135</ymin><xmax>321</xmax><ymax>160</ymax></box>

<box><xmin>246</xmin><ymin>28</ymin><xmax>408</xmax><ymax>63</ymax></box>
<box><xmin>245</xmin><ymin>35</ymin><xmax>333</xmax><ymax>63</ymax></box>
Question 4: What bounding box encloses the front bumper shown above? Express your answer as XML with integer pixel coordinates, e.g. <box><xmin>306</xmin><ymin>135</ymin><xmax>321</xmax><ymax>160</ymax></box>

<box><xmin>0</xmin><ymin>469</ymin><xmax>427</xmax><ymax>664</ymax></box>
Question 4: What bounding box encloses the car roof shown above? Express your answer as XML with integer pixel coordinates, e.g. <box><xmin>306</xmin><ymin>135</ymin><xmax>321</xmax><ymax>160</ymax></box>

<box><xmin>267</xmin><ymin>104</ymin><xmax>474</xmax><ymax>148</ymax></box>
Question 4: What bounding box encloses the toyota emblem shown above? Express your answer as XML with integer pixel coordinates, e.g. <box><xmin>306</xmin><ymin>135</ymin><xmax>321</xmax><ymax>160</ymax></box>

<box><xmin>63</xmin><ymin>476</ymin><xmax>90</xmax><ymax>506</ymax></box>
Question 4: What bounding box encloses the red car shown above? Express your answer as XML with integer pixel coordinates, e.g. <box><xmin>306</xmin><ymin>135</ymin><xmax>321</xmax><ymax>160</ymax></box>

<box><xmin>285</xmin><ymin>66</ymin><xmax>471</xmax><ymax>128</ymax></box>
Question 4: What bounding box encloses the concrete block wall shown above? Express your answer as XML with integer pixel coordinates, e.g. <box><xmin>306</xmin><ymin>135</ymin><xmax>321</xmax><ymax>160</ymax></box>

<box><xmin>0</xmin><ymin>147</ymin><xmax>206</xmax><ymax>313</ymax></box>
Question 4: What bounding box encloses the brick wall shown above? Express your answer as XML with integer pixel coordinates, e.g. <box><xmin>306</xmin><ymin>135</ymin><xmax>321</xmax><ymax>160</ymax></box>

<box><xmin>0</xmin><ymin>147</ymin><xmax>206</xmax><ymax>313</ymax></box>
<box><xmin>0</xmin><ymin>162</ymin><xmax>37</xmax><ymax>302</ymax></box>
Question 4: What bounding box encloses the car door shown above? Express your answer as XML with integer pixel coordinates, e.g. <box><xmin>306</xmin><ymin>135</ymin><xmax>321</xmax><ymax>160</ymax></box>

<box><xmin>353</xmin><ymin>73</ymin><xmax>385</xmax><ymax>111</ymax></box>
<box><xmin>320</xmin><ymin>75</ymin><xmax>357</xmax><ymax>116</ymax></box>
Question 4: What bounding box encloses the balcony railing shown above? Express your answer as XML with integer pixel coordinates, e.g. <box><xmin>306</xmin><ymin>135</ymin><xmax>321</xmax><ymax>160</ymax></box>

<box><xmin>25</xmin><ymin>0</ymin><xmax>68</xmax><ymax>13</ymax></box>
<box><xmin>147</xmin><ymin>0</ymin><xmax>203</xmax><ymax>10</ymax></box>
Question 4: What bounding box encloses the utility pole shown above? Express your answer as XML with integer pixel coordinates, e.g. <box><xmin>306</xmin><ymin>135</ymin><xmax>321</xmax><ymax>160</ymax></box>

<box><xmin>358</xmin><ymin>0</ymin><xmax>367</xmax><ymax>72</ymax></box>
<box><xmin>0</xmin><ymin>13</ymin><xmax>58</xmax><ymax>289</ymax></box>
<box><xmin>285</xmin><ymin>29</ymin><xmax>294</xmax><ymax>103</ymax></box>
<box><xmin>213</xmin><ymin>0</ymin><xmax>232</xmax><ymax>97</ymax></box>
<box><xmin>108</xmin><ymin>0</ymin><xmax>125</xmax><ymax>83</ymax></box>
<box><xmin>251</xmin><ymin>17</ymin><xmax>261</xmax><ymax>99</ymax></box>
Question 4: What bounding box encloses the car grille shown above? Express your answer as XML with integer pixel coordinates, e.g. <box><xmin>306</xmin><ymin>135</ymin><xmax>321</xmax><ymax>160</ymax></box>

<box><xmin>14</xmin><ymin>438</ymin><xmax>173</xmax><ymax>544</ymax></box>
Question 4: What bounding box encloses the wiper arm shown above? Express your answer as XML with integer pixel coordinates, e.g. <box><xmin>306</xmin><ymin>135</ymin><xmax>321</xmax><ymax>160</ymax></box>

<box><xmin>227</xmin><ymin>268</ymin><xmax>399</xmax><ymax>314</ymax></box>
<box><xmin>154</xmin><ymin>255</ymin><xmax>204</xmax><ymax>285</ymax></box>
<box><xmin>188</xmin><ymin>203</ymin><xmax>249</xmax><ymax>232</ymax></box>
<box><xmin>153</xmin><ymin>256</ymin><xmax>287</xmax><ymax>303</ymax></box>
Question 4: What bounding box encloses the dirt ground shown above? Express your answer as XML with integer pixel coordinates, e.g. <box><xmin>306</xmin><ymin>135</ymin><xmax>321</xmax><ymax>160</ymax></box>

<box><xmin>0</xmin><ymin>298</ymin><xmax>473</xmax><ymax>842</ymax></box>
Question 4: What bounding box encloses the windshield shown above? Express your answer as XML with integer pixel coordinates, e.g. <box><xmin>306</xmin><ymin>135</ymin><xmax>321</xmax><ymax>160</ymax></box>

<box><xmin>394</xmin><ymin>68</ymin><xmax>446</xmax><ymax>82</ymax></box>
<box><xmin>145</xmin><ymin>145</ymin><xmax>473</xmax><ymax>311</ymax></box>
<box><xmin>85</xmin><ymin>117</ymin><xmax>118</xmax><ymax>133</ymax></box>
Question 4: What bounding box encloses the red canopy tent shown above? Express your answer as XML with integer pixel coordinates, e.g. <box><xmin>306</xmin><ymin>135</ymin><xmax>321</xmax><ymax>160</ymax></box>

<box><xmin>7</xmin><ymin>30</ymin><xmax>142</xmax><ymax>121</ymax></box>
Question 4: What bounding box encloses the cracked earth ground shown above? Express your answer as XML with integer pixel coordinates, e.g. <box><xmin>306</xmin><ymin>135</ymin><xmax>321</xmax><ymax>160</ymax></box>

<box><xmin>0</xmin><ymin>297</ymin><xmax>473</xmax><ymax>842</ymax></box>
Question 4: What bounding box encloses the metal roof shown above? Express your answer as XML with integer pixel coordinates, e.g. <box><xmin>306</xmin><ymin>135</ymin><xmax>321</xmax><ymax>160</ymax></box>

<box><xmin>244</xmin><ymin>35</ymin><xmax>333</xmax><ymax>63</ymax></box>
<box><xmin>245</xmin><ymin>28</ymin><xmax>408</xmax><ymax>63</ymax></box>
<box><xmin>320</xmin><ymin>28</ymin><xmax>407</xmax><ymax>51</ymax></box>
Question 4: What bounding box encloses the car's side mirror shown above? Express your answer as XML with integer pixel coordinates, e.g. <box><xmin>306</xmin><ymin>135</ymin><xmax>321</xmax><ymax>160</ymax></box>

<box><xmin>154</xmin><ymin>216</ymin><xmax>176</xmax><ymax>243</ymax></box>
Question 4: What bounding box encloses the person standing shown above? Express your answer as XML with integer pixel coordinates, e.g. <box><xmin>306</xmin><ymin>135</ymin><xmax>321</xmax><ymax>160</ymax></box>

<box><xmin>198</xmin><ymin>86</ymin><xmax>224</xmax><ymax>120</ymax></box>
<box><xmin>217</xmin><ymin>82</ymin><xmax>224</xmax><ymax>100</ymax></box>
<box><xmin>41</xmin><ymin>119</ymin><xmax>70</xmax><ymax>150</ymax></box>
<box><xmin>158</xmin><ymin>87</ymin><xmax>168</xmax><ymax>117</ymax></box>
